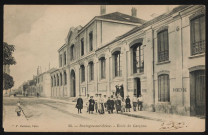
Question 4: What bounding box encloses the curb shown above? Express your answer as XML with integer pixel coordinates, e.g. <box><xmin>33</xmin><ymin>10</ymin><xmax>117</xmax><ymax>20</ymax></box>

<box><xmin>120</xmin><ymin>112</ymin><xmax>163</xmax><ymax>122</ymax></box>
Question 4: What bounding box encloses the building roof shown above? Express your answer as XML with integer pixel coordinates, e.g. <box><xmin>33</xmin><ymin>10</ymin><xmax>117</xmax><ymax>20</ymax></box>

<box><xmin>77</xmin><ymin>11</ymin><xmax>147</xmax><ymax>35</ymax></box>
<box><xmin>97</xmin><ymin>12</ymin><xmax>146</xmax><ymax>24</ymax></box>
<box><xmin>96</xmin><ymin>5</ymin><xmax>192</xmax><ymax>51</ymax></box>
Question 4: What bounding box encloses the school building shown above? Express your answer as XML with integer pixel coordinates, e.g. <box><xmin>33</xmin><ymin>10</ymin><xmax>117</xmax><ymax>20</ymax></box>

<box><xmin>50</xmin><ymin>5</ymin><xmax>205</xmax><ymax>116</ymax></box>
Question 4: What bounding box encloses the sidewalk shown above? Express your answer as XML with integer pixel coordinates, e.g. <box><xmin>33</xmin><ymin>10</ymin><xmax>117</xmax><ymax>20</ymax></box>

<box><xmin>120</xmin><ymin>110</ymin><xmax>205</xmax><ymax>122</ymax></box>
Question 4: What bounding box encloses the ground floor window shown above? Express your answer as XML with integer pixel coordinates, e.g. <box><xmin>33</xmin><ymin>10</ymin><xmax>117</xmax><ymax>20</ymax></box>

<box><xmin>158</xmin><ymin>74</ymin><xmax>170</xmax><ymax>102</ymax></box>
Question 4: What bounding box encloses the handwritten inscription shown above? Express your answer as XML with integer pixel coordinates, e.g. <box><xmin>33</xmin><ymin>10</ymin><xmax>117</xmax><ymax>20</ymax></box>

<box><xmin>173</xmin><ymin>88</ymin><xmax>186</xmax><ymax>92</ymax></box>
<box><xmin>160</xmin><ymin>121</ymin><xmax>187</xmax><ymax>131</ymax></box>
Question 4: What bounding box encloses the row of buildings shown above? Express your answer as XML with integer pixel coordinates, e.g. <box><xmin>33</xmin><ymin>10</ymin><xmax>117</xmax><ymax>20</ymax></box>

<box><xmin>21</xmin><ymin>5</ymin><xmax>206</xmax><ymax>116</ymax></box>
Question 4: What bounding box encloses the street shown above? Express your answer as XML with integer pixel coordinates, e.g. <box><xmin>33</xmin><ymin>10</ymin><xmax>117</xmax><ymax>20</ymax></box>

<box><xmin>3</xmin><ymin>97</ymin><xmax>163</xmax><ymax>132</ymax></box>
<box><xmin>3</xmin><ymin>97</ymin><xmax>205</xmax><ymax>132</ymax></box>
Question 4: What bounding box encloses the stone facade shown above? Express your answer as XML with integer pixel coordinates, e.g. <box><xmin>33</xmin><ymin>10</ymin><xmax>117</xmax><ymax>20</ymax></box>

<box><xmin>50</xmin><ymin>5</ymin><xmax>205</xmax><ymax>116</ymax></box>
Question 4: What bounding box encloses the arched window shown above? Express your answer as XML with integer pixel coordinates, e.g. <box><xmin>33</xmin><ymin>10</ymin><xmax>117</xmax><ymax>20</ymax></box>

<box><xmin>158</xmin><ymin>74</ymin><xmax>170</xmax><ymax>102</ymax></box>
<box><xmin>80</xmin><ymin>65</ymin><xmax>85</xmax><ymax>82</ymax></box>
<box><xmin>54</xmin><ymin>76</ymin><xmax>56</xmax><ymax>86</ymax></box>
<box><xmin>99</xmin><ymin>57</ymin><xmax>106</xmax><ymax>79</ymax></box>
<box><xmin>89</xmin><ymin>32</ymin><xmax>93</xmax><ymax>51</ymax></box>
<box><xmin>81</xmin><ymin>38</ymin><xmax>84</xmax><ymax>56</ymax></box>
<box><xmin>57</xmin><ymin>74</ymin><xmax>59</xmax><ymax>86</ymax></box>
<box><xmin>190</xmin><ymin>15</ymin><xmax>205</xmax><ymax>55</ymax></box>
<box><xmin>71</xmin><ymin>44</ymin><xmax>75</xmax><ymax>60</ymax></box>
<box><xmin>113</xmin><ymin>51</ymin><xmax>122</xmax><ymax>77</ymax></box>
<box><xmin>59</xmin><ymin>54</ymin><xmax>62</xmax><ymax>67</ymax></box>
<box><xmin>157</xmin><ymin>29</ymin><xmax>169</xmax><ymax>62</ymax></box>
<box><xmin>89</xmin><ymin>61</ymin><xmax>94</xmax><ymax>81</ymax></box>
<box><xmin>60</xmin><ymin>73</ymin><xmax>62</xmax><ymax>86</ymax></box>
<box><xmin>64</xmin><ymin>51</ymin><xmax>66</xmax><ymax>65</ymax></box>
<box><xmin>131</xmin><ymin>43</ymin><xmax>144</xmax><ymax>73</ymax></box>
<box><xmin>64</xmin><ymin>71</ymin><xmax>67</xmax><ymax>85</ymax></box>
<box><xmin>51</xmin><ymin>77</ymin><xmax>53</xmax><ymax>87</ymax></box>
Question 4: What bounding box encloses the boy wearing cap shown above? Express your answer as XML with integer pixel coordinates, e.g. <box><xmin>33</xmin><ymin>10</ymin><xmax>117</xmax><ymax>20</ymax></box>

<box><xmin>103</xmin><ymin>95</ymin><xmax>107</xmax><ymax>111</ymax></box>
<box><xmin>94</xmin><ymin>94</ymin><xmax>98</xmax><ymax>113</ymax></box>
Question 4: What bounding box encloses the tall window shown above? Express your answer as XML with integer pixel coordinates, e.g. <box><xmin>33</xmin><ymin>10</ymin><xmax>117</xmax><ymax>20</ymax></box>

<box><xmin>57</xmin><ymin>75</ymin><xmax>59</xmax><ymax>86</ymax></box>
<box><xmin>190</xmin><ymin>15</ymin><xmax>205</xmax><ymax>55</ymax></box>
<box><xmin>60</xmin><ymin>73</ymin><xmax>62</xmax><ymax>86</ymax></box>
<box><xmin>89</xmin><ymin>61</ymin><xmax>94</xmax><ymax>81</ymax></box>
<box><xmin>100</xmin><ymin>57</ymin><xmax>106</xmax><ymax>79</ymax></box>
<box><xmin>64</xmin><ymin>71</ymin><xmax>67</xmax><ymax>85</ymax></box>
<box><xmin>51</xmin><ymin>77</ymin><xmax>53</xmax><ymax>87</ymax></box>
<box><xmin>89</xmin><ymin>32</ymin><xmax>93</xmax><ymax>51</ymax></box>
<box><xmin>54</xmin><ymin>76</ymin><xmax>56</xmax><ymax>86</ymax></box>
<box><xmin>64</xmin><ymin>51</ymin><xmax>66</xmax><ymax>65</ymax></box>
<box><xmin>158</xmin><ymin>74</ymin><xmax>170</xmax><ymax>102</ymax></box>
<box><xmin>81</xmin><ymin>38</ymin><xmax>84</xmax><ymax>56</ymax></box>
<box><xmin>132</xmin><ymin>44</ymin><xmax>144</xmax><ymax>73</ymax></box>
<box><xmin>81</xmin><ymin>65</ymin><xmax>85</xmax><ymax>82</ymax></box>
<box><xmin>59</xmin><ymin>54</ymin><xmax>62</xmax><ymax>67</ymax></box>
<box><xmin>114</xmin><ymin>51</ymin><xmax>122</xmax><ymax>77</ymax></box>
<box><xmin>157</xmin><ymin>30</ymin><xmax>169</xmax><ymax>62</ymax></box>
<box><xmin>71</xmin><ymin>44</ymin><xmax>74</xmax><ymax>60</ymax></box>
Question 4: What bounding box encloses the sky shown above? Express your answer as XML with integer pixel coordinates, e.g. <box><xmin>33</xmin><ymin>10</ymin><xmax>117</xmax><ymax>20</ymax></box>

<box><xmin>4</xmin><ymin>5</ymin><xmax>178</xmax><ymax>89</ymax></box>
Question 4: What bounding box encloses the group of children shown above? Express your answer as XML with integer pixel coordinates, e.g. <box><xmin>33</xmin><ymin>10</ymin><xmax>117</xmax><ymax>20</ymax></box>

<box><xmin>76</xmin><ymin>93</ymin><xmax>143</xmax><ymax>114</ymax></box>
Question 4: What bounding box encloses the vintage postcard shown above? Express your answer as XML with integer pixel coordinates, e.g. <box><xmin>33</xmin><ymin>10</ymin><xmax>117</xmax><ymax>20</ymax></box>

<box><xmin>3</xmin><ymin>5</ymin><xmax>205</xmax><ymax>132</ymax></box>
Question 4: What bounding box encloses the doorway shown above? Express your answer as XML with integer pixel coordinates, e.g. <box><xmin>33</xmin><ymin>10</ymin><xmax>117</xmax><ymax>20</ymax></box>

<box><xmin>190</xmin><ymin>70</ymin><xmax>205</xmax><ymax>116</ymax></box>
<box><xmin>70</xmin><ymin>70</ymin><xmax>76</xmax><ymax>97</ymax></box>
<box><xmin>134</xmin><ymin>78</ymin><xmax>141</xmax><ymax>97</ymax></box>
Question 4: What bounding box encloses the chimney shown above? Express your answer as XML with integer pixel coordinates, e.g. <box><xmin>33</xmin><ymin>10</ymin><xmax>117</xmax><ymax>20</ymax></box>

<box><xmin>100</xmin><ymin>5</ymin><xmax>106</xmax><ymax>15</ymax></box>
<box><xmin>131</xmin><ymin>7</ymin><xmax>137</xmax><ymax>17</ymax></box>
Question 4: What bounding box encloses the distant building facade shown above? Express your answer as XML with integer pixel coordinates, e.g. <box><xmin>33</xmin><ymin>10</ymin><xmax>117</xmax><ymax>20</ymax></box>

<box><xmin>35</xmin><ymin>67</ymin><xmax>56</xmax><ymax>97</ymax></box>
<box><xmin>51</xmin><ymin>5</ymin><xmax>205</xmax><ymax>116</ymax></box>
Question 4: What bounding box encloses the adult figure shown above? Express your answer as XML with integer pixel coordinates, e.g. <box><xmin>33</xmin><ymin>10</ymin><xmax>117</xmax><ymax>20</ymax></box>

<box><xmin>76</xmin><ymin>95</ymin><xmax>83</xmax><ymax>114</ymax></box>
<box><xmin>115</xmin><ymin>96</ymin><xmax>121</xmax><ymax>113</ymax></box>
<box><xmin>98</xmin><ymin>94</ymin><xmax>104</xmax><ymax>114</ymax></box>
<box><xmin>120</xmin><ymin>84</ymin><xmax>124</xmax><ymax>98</ymax></box>
<box><xmin>121</xmin><ymin>98</ymin><xmax>125</xmax><ymax>112</ymax></box>
<box><xmin>125</xmin><ymin>95</ymin><xmax>131</xmax><ymax>112</ymax></box>
<box><xmin>89</xmin><ymin>96</ymin><xmax>95</xmax><ymax>114</ymax></box>
<box><xmin>138</xmin><ymin>95</ymin><xmax>143</xmax><ymax>111</ymax></box>
<box><xmin>132</xmin><ymin>94</ymin><xmax>138</xmax><ymax>111</ymax></box>
<box><xmin>115</xmin><ymin>85</ymin><xmax>120</xmax><ymax>97</ymax></box>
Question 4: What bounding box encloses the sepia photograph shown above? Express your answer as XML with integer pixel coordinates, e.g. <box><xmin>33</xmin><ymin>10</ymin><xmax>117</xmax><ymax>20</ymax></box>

<box><xmin>3</xmin><ymin>5</ymin><xmax>206</xmax><ymax>132</ymax></box>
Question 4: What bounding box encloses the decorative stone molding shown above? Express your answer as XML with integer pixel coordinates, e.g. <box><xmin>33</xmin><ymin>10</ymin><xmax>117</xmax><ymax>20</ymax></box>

<box><xmin>189</xmin><ymin>9</ymin><xmax>205</xmax><ymax>20</ymax></box>
<box><xmin>111</xmin><ymin>47</ymin><xmax>121</xmax><ymax>54</ymax></box>
<box><xmin>157</xmin><ymin>70</ymin><xmax>170</xmax><ymax>76</ymax></box>
<box><xmin>98</xmin><ymin>54</ymin><xmax>105</xmax><ymax>59</ymax></box>
<box><xmin>156</xmin><ymin>26</ymin><xmax>168</xmax><ymax>33</ymax></box>
<box><xmin>189</xmin><ymin>65</ymin><xmax>205</xmax><ymax>72</ymax></box>
<box><xmin>129</xmin><ymin>38</ymin><xmax>143</xmax><ymax>48</ymax></box>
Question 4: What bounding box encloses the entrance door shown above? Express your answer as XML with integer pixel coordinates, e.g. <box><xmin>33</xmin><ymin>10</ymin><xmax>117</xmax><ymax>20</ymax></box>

<box><xmin>134</xmin><ymin>78</ymin><xmax>141</xmax><ymax>97</ymax></box>
<box><xmin>71</xmin><ymin>70</ymin><xmax>76</xmax><ymax>97</ymax></box>
<box><xmin>190</xmin><ymin>70</ymin><xmax>205</xmax><ymax>116</ymax></box>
